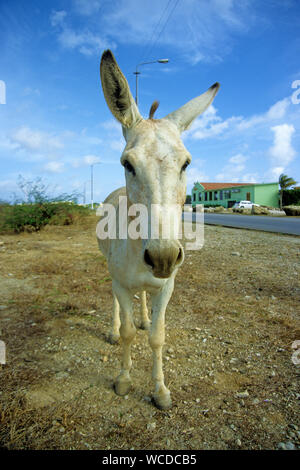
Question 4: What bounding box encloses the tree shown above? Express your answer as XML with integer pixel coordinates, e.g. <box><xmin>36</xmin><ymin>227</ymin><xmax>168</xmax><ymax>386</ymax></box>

<box><xmin>279</xmin><ymin>173</ymin><xmax>297</xmax><ymax>209</ymax></box>
<box><xmin>15</xmin><ymin>175</ymin><xmax>80</xmax><ymax>204</ymax></box>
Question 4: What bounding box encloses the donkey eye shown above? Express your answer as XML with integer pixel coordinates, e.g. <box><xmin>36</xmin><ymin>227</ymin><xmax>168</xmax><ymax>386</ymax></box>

<box><xmin>123</xmin><ymin>160</ymin><xmax>136</xmax><ymax>176</ymax></box>
<box><xmin>181</xmin><ymin>160</ymin><xmax>190</xmax><ymax>172</ymax></box>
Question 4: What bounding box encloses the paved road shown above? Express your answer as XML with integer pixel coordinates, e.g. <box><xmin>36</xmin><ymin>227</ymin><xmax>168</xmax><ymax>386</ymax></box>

<box><xmin>183</xmin><ymin>212</ymin><xmax>300</xmax><ymax>236</ymax></box>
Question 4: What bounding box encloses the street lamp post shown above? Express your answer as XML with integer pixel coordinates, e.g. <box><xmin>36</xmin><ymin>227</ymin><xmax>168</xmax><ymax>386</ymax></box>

<box><xmin>134</xmin><ymin>58</ymin><xmax>169</xmax><ymax>106</ymax></box>
<box><xmin>90</xmin><ymin>162</ymin><xmax>101</xmax><ymax>210</ymax></box>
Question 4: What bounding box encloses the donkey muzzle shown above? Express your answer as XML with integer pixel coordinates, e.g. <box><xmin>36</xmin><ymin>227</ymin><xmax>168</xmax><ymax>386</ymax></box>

<box><xmin>143</xmin><ymin>239</ymin><xmax>184</xmax><ymax>278</ymax></box>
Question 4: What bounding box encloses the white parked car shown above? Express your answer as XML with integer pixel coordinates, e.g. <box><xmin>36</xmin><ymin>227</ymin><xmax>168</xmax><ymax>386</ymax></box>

<box><xmin>233</xmin><ymin>201</ymin><xmax>259</xmax><ymax>209</ymax></box>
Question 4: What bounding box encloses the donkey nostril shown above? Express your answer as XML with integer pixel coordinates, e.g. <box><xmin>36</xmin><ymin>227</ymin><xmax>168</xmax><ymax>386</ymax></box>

<box><xmin>176</xmin><ymin>248</ymin><xmax>183</xmax><ymax>265</ymax></box>
<box><xmin>144</xmin><ymin>249</ymin><xmax>155</xmax><ymax>268</ymax></box>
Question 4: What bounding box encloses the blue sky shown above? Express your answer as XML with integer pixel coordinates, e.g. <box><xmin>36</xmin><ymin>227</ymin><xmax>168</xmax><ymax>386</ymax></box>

<box><xmin>0</xmin><ymin>0</ymin><xmax>300</xmax><ymax>203</ymax></box>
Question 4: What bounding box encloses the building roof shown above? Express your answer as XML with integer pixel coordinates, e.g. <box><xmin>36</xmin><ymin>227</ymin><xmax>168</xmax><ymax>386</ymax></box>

<box><xmin>194</xmin><ymin>182</ymin><xmax>255</xmax><ymax>191</ymax></box>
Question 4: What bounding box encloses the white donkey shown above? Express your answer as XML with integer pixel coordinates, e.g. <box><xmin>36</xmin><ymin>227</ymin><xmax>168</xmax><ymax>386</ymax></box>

<box><xmin>98</xmin><ymin>50</ymin><xmax>219</xmax><ymax>409</ymax></box>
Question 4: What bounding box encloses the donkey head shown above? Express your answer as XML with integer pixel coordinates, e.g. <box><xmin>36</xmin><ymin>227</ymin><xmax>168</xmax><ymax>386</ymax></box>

<box><xmin>100</xmin><ymin>50</ymin><xmax>219</xmax><ymax>279</ymax></box>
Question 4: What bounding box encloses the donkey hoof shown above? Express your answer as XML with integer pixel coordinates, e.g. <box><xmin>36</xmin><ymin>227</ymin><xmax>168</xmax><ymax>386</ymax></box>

<box><xmin>152</xmin><ymin>392</ymin><xmax>172</xmax><ymax>410</ymax></box>
<box><xmin>114</xmin><ymin>377</ymin><xmax>132</xmax><ymax>396</ymax></box>
<box><xmin>108</xmin><ymin>333</ymin><xmax>120</xmax><ymax>345</ymax></box>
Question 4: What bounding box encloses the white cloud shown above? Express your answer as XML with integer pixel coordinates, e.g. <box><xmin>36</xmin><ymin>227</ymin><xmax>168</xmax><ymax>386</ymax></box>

<box><xmin>69</xmin><ymin>156</ymin><xmax>95</xmax><ymax>168</ymax></box>
<box><xmin>0</xmin><ymin>135</ymin><xmax>19</xmax><ymax>151</ymax></box>
<box><xmin>185</xmin><ymin>105</ymin><xmax>242</xmax><ymax>140</ymax></box>
<box><xmin>229</xmin><ymin>153</ymin><xmax>247</xmax><ymax>164</ymax></box>
<box><xmin>70</xmin><ymin>154</ymin><xmax>119</xmax><ymax>168</ymax></box>
<box><xmin>187</xmin><ymin>105</ymin><xmax>220</xmax><ymax>133</ymax></box>
<box><xmin>186</xmin><ymin>97</ymin><xmax>293</xmax><ymax>142</ymax></box>
<box><xmin>50</xmin><ymin>1</ymin><xmax>257</xmax><ymax>63</ymax></box>
<box><xmin>268</xmin><ymin>123</ymin><xmax>296</xmax><ymax>178</ymax></box>
<box><xmin>110</xmin><ymin>138</ymin><xmax>125</xmax><ymax>152</ymax></box>
<box><xmin>50</xmin><ymin>9</ymin><xmax>114</xmax><ymax>56</ymax></box>
<box><xmin>266</xmin><ymin>98</ymin><xmax>289</xmax><ymax>120</ymax></box>
<box><xmin>186</xmin><ymin>159</ymin><xmax>208</xmax><ymax>185</ymax></box>
<box><xmin>193</xmin><ymin>117</ymin><xmax>239</xmax><ymax>140</ymax></box>
<box><xmin>239</xmin><ymin>173</ymin><xmax>259</xmax><ymax>183</ymax></box>
<box><xmin>50</xmin><ymin>10</ymin><xmax>67</xmax><ymax>27</ymax></box>
<box><xmin>99</xmin><ymin>119</ymin><xmax>124</xmax><ymax>152</ymax></box>
<box><xmin>103</xmin><ymin>0</ymin><xmax>254</xmax><ymax>64</ymax></box>
<box><xmin>269</xmin><ymin>166</ymin><xmax>285</xmax><ymax>180</ymax></box>
<box><xmin>57</xmin><ymin>28</ymin><xmax>111</xmax><ymax>56</ymax></box>
<box><xmin>237</xmin><ymin>98</ymin><xmax>289</xmax><ymax>131</ymax></box>
<box><xmin>215</xmin><ymin>153</ymin><xmax>249</xmax><ymax>182</ymax></box>
<box><xmin>184</xmin><ymin>95</ymin><xmax>299</xmax><ymax>183</ymax></box>
<box><xmin>73</xmin><ymin>0</ymin><xmax>102</xmax><ymax>16</ymax></box>
<box><xmin>186</xmin><ymin>167</ymin><xmax>208</xmax><ymax>185</ymax></box>
<box><xmin>101</xmin><ymin>119</ymin><xmax>122</xmax><ymax>132</ymax></box>
<box><xmin>83</xmin><ymin>154</ymin><xmax>102</xmax><ymax>165</ymax></box>
<box><xmin>269</xmin><ymin>124</ymin><xmax>296</xmax><ymax>164</ymax></box>
<box><xmin>11</xmin><ymin>127</ymin><xmax>43</xmax><ymax>151</ymax></box>
<box><xmin>10</xmin><ymin>127</ymin><xmax>63</xmax><ymax>153</ymax></box>
<box><xmin>44</xmin><ymin>161</ymin><xmax>64</xmax><ymax>173</ymax></box>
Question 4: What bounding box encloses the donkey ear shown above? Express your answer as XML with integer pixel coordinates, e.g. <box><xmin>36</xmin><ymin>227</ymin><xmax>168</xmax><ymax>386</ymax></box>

<box><xmin>165</xmin><ymin>82</ymin><xmax>220</xmax><ymax>132</ymax></box>
<box><xmin>100</xmin><ymin>50</ymin><xmax>142</xmax><ymax>129</ymax></box>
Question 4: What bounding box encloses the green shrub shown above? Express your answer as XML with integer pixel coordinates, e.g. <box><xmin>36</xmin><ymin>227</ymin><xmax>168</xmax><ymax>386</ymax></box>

<box><xmin>48</xmin><ymin>203</ymin><xmax>90</xmax><ymax>226</ymax></box>
<box><xmin>1</xmin><ymin>204</ymin><xmax>48</xmax><ymax>233</ymax></box>
<box><xmin>283</xmin><ymin>189</ymin><xmax>300</xmax><ymax>206</ymax></box>
<box><xmin>0</xmin><ymin>202</ymin><xmax>91</xmax><ymax>233</ymax></box>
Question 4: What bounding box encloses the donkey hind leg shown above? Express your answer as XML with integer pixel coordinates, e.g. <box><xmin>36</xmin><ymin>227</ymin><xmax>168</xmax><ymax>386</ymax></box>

<box><xmin>149</xmin><ymin>278</ymin><xmax>175</xmax><ymax>410</ymax></box>
<box><xmin>108</xmin><ymin>292</ymin><xmax>121</xmax><ymax>344</ymax></box>
<box><xmin>113</xmin><ymin>282</ymin><xmax>136</xmax><ymax>396</ymax></box>
<box><xmin>139</xmin><ymin>290</ymin><xmax>151</xmax><ymax>331</ymax></box>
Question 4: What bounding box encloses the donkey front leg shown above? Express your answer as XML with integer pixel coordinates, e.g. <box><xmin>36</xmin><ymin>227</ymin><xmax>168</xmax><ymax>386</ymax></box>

<box><xmin>112</xmin><ymin>281</ymin><xmax>136</xmax><ymax>396</ymax></box>
<box><xmin>108</xmin><ymin>292</ymin><xmax>121</xmax><ymax>344</ymax></box>
<box><xmin>149</xmin><ymin>278</ymin><xmax>175</xmax><ymax>410</ymax></box>
<box><xmin>139</xmin><ymin>290</ymin><xmax>151</xmax><ymax>330</ymax></box>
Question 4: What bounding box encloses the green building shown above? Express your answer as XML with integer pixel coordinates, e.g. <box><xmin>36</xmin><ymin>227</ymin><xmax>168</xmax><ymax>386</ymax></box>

<box><xmin>191</xmin><ymin>182</ymin><xmax>279</xmax><ymax>208</ymax></box>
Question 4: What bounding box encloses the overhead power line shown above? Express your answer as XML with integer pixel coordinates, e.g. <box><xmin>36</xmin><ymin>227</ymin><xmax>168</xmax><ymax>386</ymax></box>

<box><xmin>139</xmin><ymin>0</ymin><xmax>181</xmax><ymax>63</ymax></box>
<box><xmin>140</xmin><ymin>0</ymin><xmax>174</xmax><ymax>62</ymax></box>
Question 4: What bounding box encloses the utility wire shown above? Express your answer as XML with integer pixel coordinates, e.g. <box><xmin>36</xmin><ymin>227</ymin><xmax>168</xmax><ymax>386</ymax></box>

<box><xmin>138</xmin><ymin>0</ymin><xmax>174</xmax><ymax>63</ymax></box>
<box><xmin>145</xmin><ymin>0</ymin><xmax>181</xmax><ymax>61</ymax></box>
<box><xmin>139</xmin><ymin>0</ymin><xmax>180</xmax><ymax>63</ymax></box>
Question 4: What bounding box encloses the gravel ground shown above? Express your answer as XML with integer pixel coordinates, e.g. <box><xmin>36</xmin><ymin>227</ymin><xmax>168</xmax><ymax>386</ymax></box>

<box><xmin>0</xmin><ymin>218</ymin><xmax>299</xmax><ymax>450</ymax></box>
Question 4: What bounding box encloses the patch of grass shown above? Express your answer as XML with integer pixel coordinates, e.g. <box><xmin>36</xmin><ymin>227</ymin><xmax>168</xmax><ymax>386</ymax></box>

<box><xmin>1</xmin><ymin>221</ymin><xmax>299</xmax><ymax>450</ymax></box>
<box><xmin>99</xmin><ymin>277</ymin><xmax>112</xmax><ymax>284</ymax></box>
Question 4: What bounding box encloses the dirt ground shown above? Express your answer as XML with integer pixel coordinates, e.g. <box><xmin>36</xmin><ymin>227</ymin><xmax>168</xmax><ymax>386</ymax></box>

<box><xmin>0</xmin><ymin>216</ymin><xmax>299</xmax><ymax>450</ymax></box>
